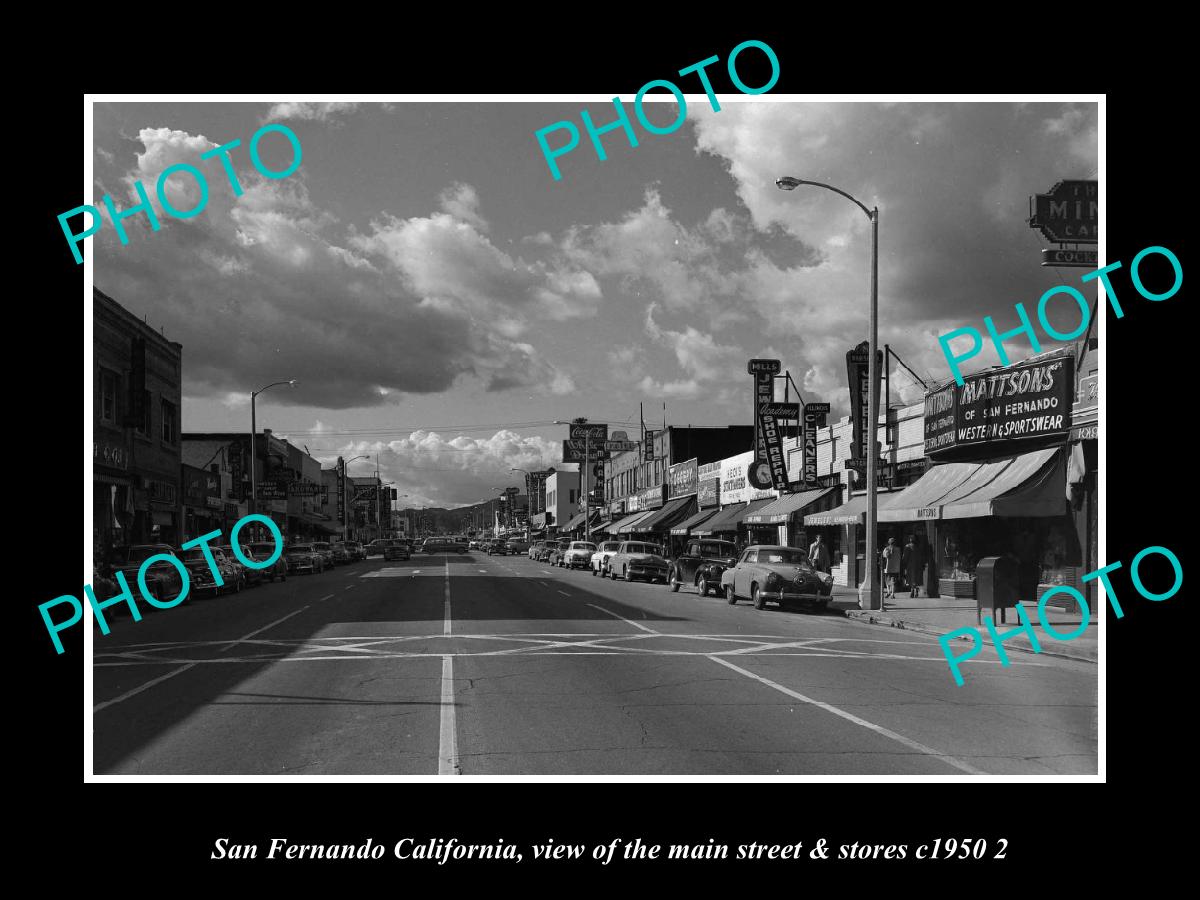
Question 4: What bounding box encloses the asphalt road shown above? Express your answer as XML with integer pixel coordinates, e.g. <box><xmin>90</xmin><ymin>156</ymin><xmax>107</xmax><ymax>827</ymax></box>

<box><xmin>91</xmin><ymin>551</ymin><xmax>1098</xmax><ymax>775</ymax></box>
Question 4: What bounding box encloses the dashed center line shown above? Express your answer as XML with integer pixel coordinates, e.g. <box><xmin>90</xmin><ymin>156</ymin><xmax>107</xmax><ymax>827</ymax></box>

<box><xmin>557</xmin><ymin>590</ymin><xmax>571</xmax><ymax>597</ymax></box>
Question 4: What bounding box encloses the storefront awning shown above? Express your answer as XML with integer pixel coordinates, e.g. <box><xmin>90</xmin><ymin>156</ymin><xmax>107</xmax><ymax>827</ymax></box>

<box><xmin>804</xmin><ymin>493</ymin><xmax>868</xmax><ymax>527</ymax></box>
<box><xmin>636</xmin><ymin>496</ymin><xmax>696</xmax><ymax>532</ymax></box>
<box><xmin>563</xmin><ymin>510</ymin><xmax>599</xmax><ymax>531</ymax></box>
<box><xmin>744</xmin><ymin>488</ymin><xmax>837</xmax><ymax>525</ymax></box>
<box><xmin>879</xmin><ymin>447</ymin><xmax>1065</xmax><ymax>521</ymax></box>
<box><xmin>691</xmin><ymin>502</ymin><xmax>747</xmax><ymax>535</ymax></box>
<box><xmin>600</xmin><ymin>510</ymin><xmax>643</xmax><ymax>534</ymax></box>
<box><xmin>617</xmin><ymin>509</ymin><xmax>657</xmax><ymax>533</ymax></box>
<box><xmin>671</xmin><ymin>507</ymin><xmax>718</xmax><ymax>536</ymax></box>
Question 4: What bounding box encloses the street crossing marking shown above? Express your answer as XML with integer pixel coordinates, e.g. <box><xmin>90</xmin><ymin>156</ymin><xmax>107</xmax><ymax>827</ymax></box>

<box><xmin>587</xmin><ymin>603</ymin><xmax>656</xmax><ymax>634</ymax></box>
<box><xmin>708</xmin><ymin>656</ymin><xmax>988</xmax><ymax>776</ymax></box>
<box><xmin>93</xmin><ymin>632</ymin><xmax>1032</xmax><ymax>667</ymax></box>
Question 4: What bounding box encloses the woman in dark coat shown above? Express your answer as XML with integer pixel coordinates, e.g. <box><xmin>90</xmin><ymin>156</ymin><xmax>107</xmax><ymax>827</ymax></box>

<box><xmin>901</xmin><ymin>535</ymin><xmax>924</xmax><ymax>598</ymax></box>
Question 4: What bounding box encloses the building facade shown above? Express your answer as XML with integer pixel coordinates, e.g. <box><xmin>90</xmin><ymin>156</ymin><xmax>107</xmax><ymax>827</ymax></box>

<box><xmin>93</xmin><ymin>287</ymin><xmax>183</xmax><ymax>556</ymax></box>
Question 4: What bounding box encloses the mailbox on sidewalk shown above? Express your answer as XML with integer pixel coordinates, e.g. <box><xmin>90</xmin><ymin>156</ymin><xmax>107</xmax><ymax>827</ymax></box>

<box><xmin>976</xmin><ymin>555</ymin><xmax>1018</xmax><ymax>625</ymax></box>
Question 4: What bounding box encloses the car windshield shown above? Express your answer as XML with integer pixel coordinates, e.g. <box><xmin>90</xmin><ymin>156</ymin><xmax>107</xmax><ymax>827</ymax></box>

<box><xmin>181</xmin><ymin>548</ymin><xmax>211</xmax><ymax>563</ymax></box>
<box><xmin>701</xmin><ymin>543</ymin><xmax>736</xmax><ymax>557</ymax></box>
<box><xmin>289</xmin><ymin>544</ymin><xmax>313</xmax><ymax>553</ymax></box>
<box><xmin>627</xmin><ymin>544</ymin><xmax>660</xmax><ymax>555</ymax></box>
<box><xmin>760</xmin><ymin>549</ymin><xmax>810</xmax><ymax>566</ymax></box>
<box><xmin>314</xmin><ymin>543</ymin><xmax>330</xmax><ymax>550</ymax></box>
<box><xmin>602</xmin><ymin>543</ymin><xmax>620</xmax><ymax>551</ymax></box>
<box><xmin>571</xmin><ymin>543</ymin><xmax>596</xmax><ymax>551</ymax></box>
<box><xmin>249</xmin><ymin>543</ymin><xmax>275</xmax><ymax>554</ymax></box>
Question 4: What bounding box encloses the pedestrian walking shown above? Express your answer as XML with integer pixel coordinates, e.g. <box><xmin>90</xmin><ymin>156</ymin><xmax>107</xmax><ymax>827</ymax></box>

<box><xmin>881</xmin><ymin>536</ymin><xmax>901</xmax><ymax>599</ymax></box>
<box><xmin>901</xmin><ymin>534</ymin><xmax>923</xmax><ymax>598</ymax></box>
<box><xmin>808</xmin><ymin>533</ymin><xmax>830</xmax><ymax>573</ymax></box>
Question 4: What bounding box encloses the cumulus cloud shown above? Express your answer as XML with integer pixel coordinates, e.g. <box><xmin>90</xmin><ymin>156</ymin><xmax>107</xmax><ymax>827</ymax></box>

<box><xmin>95</xmin><ymin>130</ymin><xmax>582</xmax><ymax>408</ymax></box>
<box><xmin>324</xmin><ymin>429</ymin><xmax>564</xmax><ymax>507</ymax></box>
<box><xmin>263</xmin><ymin>102</ymin><xmax>360</xmax><ymax>124</ymax></box>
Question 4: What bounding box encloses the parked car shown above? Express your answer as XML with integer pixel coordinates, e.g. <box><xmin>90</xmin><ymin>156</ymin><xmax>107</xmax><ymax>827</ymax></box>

<box><xmin>312</xmin><ymin>541</ymin><xmax>336</xmax><ymax>568</ymax></box>
<box><xmin>607</xmin><ymin>541</ymin><xmax>670</xmax><ymax>583</ymax></box>
<box><xmin>345</xmin><ymin>541</ymin><xmax>366</xmax><ymax>561</ymax></box>
<box><xmin>548</xmin><ymin>538</ymin><xmax>573</xmax><ymax>567</ymax></box>
<box><xmin>384</xmin><ymin>541</ymin><xmax>411</xmax><ymax>561</ymax></box>
<box><xmin>330</xmin><ymin>542</ymin><xmax>353</xmax><ymax>565</ymax></box>
<box><xmin>486</xmin><ymin>540</ymin><xmax>505</xmax><ymax>555</ymax></box>
<box><xmin>422</xmin><ymin>537</ymin><xmax>467</xmax><ymax>553</ymax></box>
<box><xmin>366</xmin><ymin>539</ymin><xmax>389</xmax><ymax>557</ymax></box>
<box><xmin>180</xmin><ymin>545</ymin><xmax>243</xmax><ymax>595</ymax></box>
<box><xmin>720</xmin><ymin>545</ymin><xmax>835</xmax><ymax>610</ymax></box>
<box><xmin>527</xmin><ymin>540</ymin><xmax>544</xmax><ymax>559</ymax></box>
<box><xmin>247</xmin><ymin>541</ymin><xmax>288</xmax><ymax>582</ymax></box>
<box><xmin>285</xmin><ymin>543</ymin><xmax>325</xmax><ymax>574</ymax></box>
<box><xmin>107</xmin><ymin>544</ymin><xmax>186</xmax><ymax>606</ymax></box>
<box><xmin>667</xmin><ymin>538</ymin><xmax>739</xmax><ymax>597</ymax></box>
<box><xmin>469</xmin><ymin>540</ymin><xmax>480</xmax><ymax>550</ymax></box>
<box><xmin>215</xmin><ymin>544</ymin><xmax>255</xmax><ymax>586</ymax></box>
<box><xmin>562</xmin><ymin>541</ymin><xmax>596</xmax><ymax>570</ymax></box>
<box><xmin>506</xmin><ymin>538</ymin><xmax>530</xmax><ymax>556</ymax></box>
<box><xmin>589</xmin><ymin>541</ymin><xmax>623</xmax><ymax>577</ymax></box>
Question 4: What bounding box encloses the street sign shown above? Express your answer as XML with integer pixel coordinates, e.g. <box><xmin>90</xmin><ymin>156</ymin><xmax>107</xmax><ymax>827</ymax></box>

<box><xmin>747</xmin><ymin>358</ymin><xmax>781</xmax><ymax>374</ymax></box>
<box><xmin>1029</xmin><ymin>180</ymin><xmax>1097</xmax><ymax>244</ymax></box>
<box><xmin>759</xmin><ymin>402</ymin><xmax>799</xmax><ymax>419</ymax></box>
<box><xmin>805</xmin><ymin>402</ymin><xmax>831</xmax><ymax>415</ymax></box>
<box><xmin>604</xmin><ymin>440</ymin><xmax>639</xmax><ymax>451</ymax></box>
<box><xmin>287</xmin><ymin>481</ymin><xmax>326</xmax><ymax>497</ymax></box>
<box><xmin>1041</xmin><ymin>247</ymin><xmax>1098</xmax><ymax>267</ymax></box>
<box><xmin>569</xmin><ymin>423</ymin><xmax>608</xmax><ymax>441</ymax></box>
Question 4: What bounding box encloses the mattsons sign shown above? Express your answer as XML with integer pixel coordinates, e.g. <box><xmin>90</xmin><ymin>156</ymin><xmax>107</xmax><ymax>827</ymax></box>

<box><xmin>924</xmin><ymin>351</ymin><xmax>1074</xmax><ymax>457</ymax></box>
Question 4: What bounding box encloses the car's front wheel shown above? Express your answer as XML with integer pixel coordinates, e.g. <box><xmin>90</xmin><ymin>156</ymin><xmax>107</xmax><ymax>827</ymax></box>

<box><xmin>622</xmin><ymin>566</ymin><xmax>631</xmax><ymax>582</ymax></box>
<box><xmin>698</xmin><ymin>576</ymin><xmax>709</xmax><ymax>597</ymax></box>
<box><xmin>725</xmin><ymin>584</ymin><xmax>737</xmax><ymax>605</ymax></box>
<box><xmin>752</xmin><ymin>584</ymin><xmax>765</xmax><ymax>610</ymax></box>
<box><xmin>669</xmin><ymin>569</ymin><xmax>680</xmax><ymax>592</ymax></box>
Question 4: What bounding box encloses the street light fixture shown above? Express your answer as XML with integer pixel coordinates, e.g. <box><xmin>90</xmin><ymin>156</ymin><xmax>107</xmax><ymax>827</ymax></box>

<box><xmin>249</xmin><ymin>379</ymin><xmax>296</xmax><ymax>540</ymax></box>
<box><xmin>776</xmin><ymin>175</ymin><xmax>882</xmax><ymax>611</ymax></box>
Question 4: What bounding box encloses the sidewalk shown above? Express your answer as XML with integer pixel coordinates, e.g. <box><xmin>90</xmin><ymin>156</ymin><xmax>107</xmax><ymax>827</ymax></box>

<box><xmin>829</xmin><ymin>586</ymin><xmax>1097</xmax><ymax>663</ymax></box>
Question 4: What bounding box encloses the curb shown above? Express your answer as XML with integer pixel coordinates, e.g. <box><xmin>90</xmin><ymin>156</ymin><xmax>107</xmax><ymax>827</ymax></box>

<box><xmin>840</xmin><ymin>609</ymin><xmax>1098</xmax><ymax>664</ymax></box>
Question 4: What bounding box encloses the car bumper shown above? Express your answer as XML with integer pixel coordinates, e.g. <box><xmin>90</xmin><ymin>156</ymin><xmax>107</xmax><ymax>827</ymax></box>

<box><xmin>759</xmin><ymin>589</ymin><xmax>831</xmax><ymax>602</ymax></box>
<box><xmin>629</xmin><ymin>567</ymin><xmax>668</xmax><ymax>578</ymax></box>
<box><xmin>287</xmin><ymin>562</ymin><xmax>319</xmax><ymax>573</ymax></box>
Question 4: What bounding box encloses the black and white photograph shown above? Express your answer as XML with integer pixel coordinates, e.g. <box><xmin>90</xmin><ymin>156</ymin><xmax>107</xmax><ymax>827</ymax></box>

<box><xmin>76</xmin><ymin>91</ymin><xmax>1112</xmax><ymax>779</ymax></box>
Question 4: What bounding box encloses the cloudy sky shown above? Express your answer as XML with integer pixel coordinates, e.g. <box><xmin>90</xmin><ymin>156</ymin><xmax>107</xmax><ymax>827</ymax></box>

<box><xmin>91</xmin><ymin>98</ymin><xmax>1098</xmax><ymax>508</ymax></box>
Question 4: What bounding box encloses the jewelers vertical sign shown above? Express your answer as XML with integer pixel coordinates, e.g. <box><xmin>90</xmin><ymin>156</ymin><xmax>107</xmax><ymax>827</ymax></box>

<box><xmin>747</xmin><ymin>359</ymin><xmax>782</xmax><ymax>489</ymax></box>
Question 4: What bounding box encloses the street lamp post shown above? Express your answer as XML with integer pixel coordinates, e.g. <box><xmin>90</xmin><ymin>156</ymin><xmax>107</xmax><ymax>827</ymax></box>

<box><xmin>249</xmin><ymin>379</ymin><xmax>295</xmax><ymax>541</ymax></box>
<box><xmin>776</xmin><ymin>176</ymin><xmax>881</xmax><ymax>611</ymax></box>
<box><xmin>554</xmin><ymin>419</ymin><xmax>594</xmax><ymax>544</ymax></box>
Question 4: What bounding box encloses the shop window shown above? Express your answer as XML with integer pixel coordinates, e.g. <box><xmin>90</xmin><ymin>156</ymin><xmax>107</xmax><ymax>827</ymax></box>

<box><xmin>161</xmin><ymin>399</ymin><xmax>177</xmax><ymax>444</ymax></box>
<box><xmin>134</xmin><ymin>390</ymin><xmax>152</xmax><ymax>437</ymax></box>
<box><xmin>99</xmin><ymin>368</ymin><xmax>118</xmax><ymax>423</ymax></box>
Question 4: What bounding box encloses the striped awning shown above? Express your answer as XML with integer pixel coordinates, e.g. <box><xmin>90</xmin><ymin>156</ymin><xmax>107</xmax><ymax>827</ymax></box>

<box><xmin>671</xmin><ymin>507</ymin><xmax>718</xmax><ymax>536</ymax></box>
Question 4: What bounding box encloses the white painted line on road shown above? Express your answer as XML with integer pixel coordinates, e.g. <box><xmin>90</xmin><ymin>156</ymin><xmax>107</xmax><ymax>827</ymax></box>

<box><xmin>344</xmin><ymin>585</ymin><xmax>356</xmax><ymax>590</ymax></box>
<box><xmin>707</xmin><ymin>656</ymin><xmax>987</xmax><ymax>776</ymax></box>
<box><xmin>539</xmin><ymin>581</ymin><xmax>548</xmax><ymax>587</ymax></box>
<box><xmin>587</xmin><ymin>603</ymin><xmax>658</xmax><ymax>634</ymax></box>
<box><xmin>438</xmin><ymin>654</ymin><xmax>459</xmax><ymax>775</ymax></box>
<box><xmin>93</xmin><ymin>605</ymin><xmax>311</xmax><ymax>713</ymax></box>
<box><xmin>216</xmin><ymin>607</ymin><xmax>313</xmax><ymax>653</ymax></box>
<box><xmin>557</xmin><ymin>590</ymin><xmax>571</xmax><ymax>597</ymax></box>
<box><xmin>443</xmin><ymin>559</ymin><xmax>452</xmax><ymax>635</ymax></box>
<box><xmin>318</xmin><ymin>594</ymin><xmax>336</xmax><ymax>603</ymax></box>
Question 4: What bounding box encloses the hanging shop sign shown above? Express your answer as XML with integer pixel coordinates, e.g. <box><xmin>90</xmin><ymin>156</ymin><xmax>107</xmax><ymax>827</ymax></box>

<box><xmin>846</xmin><ymin>342</ymin><xmax>882</xmax><ymax>464</ymax></box>
<box><xmin>668</xmin><ymin>458</ymin><xmax>699</xmax><ymax>499</ymax></box>
<box><xmin>924</xmin><ymin>350</ymin><xmax>1074</xmax><ymax>458</ymax></box>
<box><xmin>1029</xmin><ymin>179</ymin><xmax>1097</xmax><ymax>244</ymax></box>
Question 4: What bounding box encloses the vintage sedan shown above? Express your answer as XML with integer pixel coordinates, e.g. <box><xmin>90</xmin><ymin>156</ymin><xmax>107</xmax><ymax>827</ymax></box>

<box><xmin>285</xmin><ymin>543</ymin><xmax>325</xmax><ymax>575</ymax></box>
<box><xmin>180</xmin><ymin>545</ymin><xmax>243</xmax><ymax>596</ymax></box>
<box><xmin>562</xmin><ymin>541</ymin><xmax>596</xmax><ymax>570</ymax></box>
<box><xmin>312</xmin><ymin>541</ymin><xmax>336</xmax><ymax>568</ymax></box>
<box><xmin>668</xmin><ymin>538</ymin><xmax>739</xmax><ymax>597</ymax></box>
<box><xmin>506</xmin><ymin>538</ymin><xmax>530</xmax><ymax>556</ymax></box>
<box><xmin>384</xmin><ymin>540</ymin><xmax>411</xmax><ymax>561</ymax></box>
<box><xmin>527</xmin><ymin>540</ymin><xmax>544</xmax><ymax>559</ymax></box>
<box><xmin>720</xmin><ymin>545</ymin><xmax>835</xmax><ymax>611</ymax></box>
<box><xmin>107</xmin><ymin>544</ymin><xmax>187</xmax><ymax>606</ymax></box>
<box><xmin>215</xmin><ymin>544</ymin><xmax>255</xmax><ymax>586</ymax></box>
<box><xmin>330</xmin><ymin>541</ymin><xmax>353</xmax><ymax>565</ymax></box>
<box><xmin>547</xmin><ymin>538</ymin><xmax>573</xmax><ymax>567</ymax></box>
<box><xmin>606</xmin><ymin>541</ymin><xmax>670</xmax><ymax>583</ymax></box>
<box><xmin>589</xmin><ymin>541</ymin><xmax>623</xmax><ymax>576</ymax></box>
<box><xmin>247</xmin><ymin>542</ymin><xmax>288</xmax><ymax>582</ymax></box>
